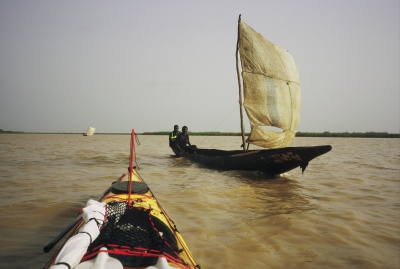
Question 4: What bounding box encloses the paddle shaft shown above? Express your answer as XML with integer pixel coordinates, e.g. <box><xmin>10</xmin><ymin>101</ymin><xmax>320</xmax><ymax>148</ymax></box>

<box><xmin>43</xmin><ymin>185</ymin><xmax>113</xmax><ymax>253</ymax></box>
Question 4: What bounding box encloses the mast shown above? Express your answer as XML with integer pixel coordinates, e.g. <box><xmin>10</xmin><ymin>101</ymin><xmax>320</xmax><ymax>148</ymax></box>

<box><xmin>236</xmin><ymin>14</ymin><xmax>247</xmax><ymax>152</ymax></box>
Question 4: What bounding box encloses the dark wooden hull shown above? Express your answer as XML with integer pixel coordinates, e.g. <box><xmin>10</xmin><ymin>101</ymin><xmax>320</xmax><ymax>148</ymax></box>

<box><xmin>173</xmin><ymin>145</ymin><xmax>332</xmax><ymax>176</ymax></box>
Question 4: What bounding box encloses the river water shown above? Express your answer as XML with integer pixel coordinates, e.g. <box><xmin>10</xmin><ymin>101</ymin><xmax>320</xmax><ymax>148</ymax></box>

<box><xmin>0</xmin><ymin>134</ymin><xmax>399</xmax><ymax>269</ymax></box>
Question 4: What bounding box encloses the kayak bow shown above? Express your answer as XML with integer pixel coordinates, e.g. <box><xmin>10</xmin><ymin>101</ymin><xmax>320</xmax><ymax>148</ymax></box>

<box><xmin>43</xmin><ymin>129</ymin><xmax>200</xmax><ymax>269</ymax></box>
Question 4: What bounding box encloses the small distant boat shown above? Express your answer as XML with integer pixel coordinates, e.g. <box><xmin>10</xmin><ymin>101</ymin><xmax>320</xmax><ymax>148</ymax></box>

<box><xmin>83</xmin><ymin>126</ymin><xmax>95</xmax><ymax>136</ymax></box>
<box><xmin>172</xmin><ymin>15</ymin><xmax>331</xmax><ymax>176</ymax></box>
<box><xmin>43</xmin><ymin>129</ymin><xmax>199</xmax><ymax>269</ymax></box>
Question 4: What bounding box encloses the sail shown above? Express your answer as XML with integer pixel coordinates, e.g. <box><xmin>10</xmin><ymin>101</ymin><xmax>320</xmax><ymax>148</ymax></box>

<box><xmin>238</xmin><ymin>20</ymin><xmax>300</xmax><ymax>149</ymax></box>
<box><xmin>85</xmin><ymin>127</ymin><xmax>95</xmax><ymax>136</ymax></box>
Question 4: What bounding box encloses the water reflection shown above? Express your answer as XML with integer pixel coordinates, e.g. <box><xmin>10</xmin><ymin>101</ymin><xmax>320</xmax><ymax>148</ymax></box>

<box><xmin>230</xmin><ymin>171</ymin><xmax>314</xmax><ymax>218</ymax></box>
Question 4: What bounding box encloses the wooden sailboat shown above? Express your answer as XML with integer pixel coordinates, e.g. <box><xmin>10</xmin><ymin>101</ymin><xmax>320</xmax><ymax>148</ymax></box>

<box><xmin>172</xmin><ymin>15</ymin><xmax>331</xmax><ymax>176</ymax></box>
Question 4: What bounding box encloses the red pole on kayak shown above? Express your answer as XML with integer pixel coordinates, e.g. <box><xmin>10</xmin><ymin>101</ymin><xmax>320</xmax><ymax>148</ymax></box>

<box><xmin>128</xmin><ymin>129</ymin><xmax>135</xmax><ymax>205</ymax></box>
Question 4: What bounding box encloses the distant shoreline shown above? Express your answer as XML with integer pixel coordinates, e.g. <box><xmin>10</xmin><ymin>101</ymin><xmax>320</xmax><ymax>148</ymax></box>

<box><xmin>1</xmin><ymin>129</ymin><xmax>398</xmax><ymax>138</ymax></box>
<box><xmin>143</xmin><ymin>131</ymin><xmax>399</xmax><ymax>138</ymax></box>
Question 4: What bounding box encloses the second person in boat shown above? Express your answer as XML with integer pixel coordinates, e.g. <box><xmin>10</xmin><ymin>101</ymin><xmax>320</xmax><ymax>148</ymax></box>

<box><xmin>176</xmin><ymin>126</ymin><xmax>197</xmax><ymax>154</ymax></box>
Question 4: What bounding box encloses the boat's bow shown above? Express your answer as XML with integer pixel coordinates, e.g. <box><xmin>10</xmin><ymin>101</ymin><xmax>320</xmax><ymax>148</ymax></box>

<box><xmin>44</xmin><ymin>130</ymin><xmax>199</xmax><ymax>269</ymax></box>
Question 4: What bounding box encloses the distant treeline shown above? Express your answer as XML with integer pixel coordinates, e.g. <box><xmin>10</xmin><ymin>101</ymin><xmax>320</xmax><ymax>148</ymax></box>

<box><xmin>143</xmin><ymin>131</ymin><xmax>399</xmax><ymax>138</ymax></box>
<box><xmin>143</xmin><ymin>131</ymin><xmax>245</xmax><ymax>136</ymax></box>
<box><xmin>296</xmin><ymin>132</ymin><xmax>399</xmax><ymax>138</ymax></box>
<box><xmin>1</xmin><ymin>129</ymin><xmax>398</xmax><ymax>138</ymax></box>
<box><xmin>0</xmin><ymin>129</ymin><xmax>24</xmax><ymax>134</ymax></box>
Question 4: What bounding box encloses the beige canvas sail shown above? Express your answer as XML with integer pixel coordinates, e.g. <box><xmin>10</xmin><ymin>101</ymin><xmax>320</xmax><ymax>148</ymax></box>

<box><xmin>239</xmin><ymin>20</ymin><xmax>300</xmax><ymax>149</ymax></box>
<box><xmin>85</xmin><ymin>127</ymin><xmax>95</xmax><ymax>136</ymax></box>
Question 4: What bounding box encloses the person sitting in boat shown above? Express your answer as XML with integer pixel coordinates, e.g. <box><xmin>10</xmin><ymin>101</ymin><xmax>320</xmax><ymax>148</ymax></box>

<box><xmin>169</xmin><ymin>124</ymin><xmax>180</xmax><ymax>150</ymax></box>
<box><xmin>176</xmin><ymin>126</ymin><xmax>197</xmax><ymax>154</ymax></box>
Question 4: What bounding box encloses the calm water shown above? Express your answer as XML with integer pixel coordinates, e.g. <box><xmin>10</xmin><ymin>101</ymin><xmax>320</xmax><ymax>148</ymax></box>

<box><xmin>0</xmin><ymin>134</ymin><xmax>399</xmax><ymax>269</ymax></box>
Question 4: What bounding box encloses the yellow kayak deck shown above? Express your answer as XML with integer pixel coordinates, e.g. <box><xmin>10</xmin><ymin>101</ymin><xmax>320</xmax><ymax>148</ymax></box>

<box><xmin>44</xmin><ymin>169</ymin><xmax>199</xmax><ymax>269</ymax></box>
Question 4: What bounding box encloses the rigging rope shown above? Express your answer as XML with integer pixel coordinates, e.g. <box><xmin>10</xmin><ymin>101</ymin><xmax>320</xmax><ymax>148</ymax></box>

<box><xmin>212</xmin><ymin>103</ymin><xmax>239</xmax><ymax>132</ymax></box>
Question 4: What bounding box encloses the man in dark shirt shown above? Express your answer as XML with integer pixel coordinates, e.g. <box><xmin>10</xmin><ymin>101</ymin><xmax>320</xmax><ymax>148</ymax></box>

<box><xmin>176</xmin><ymin>126</ymin><xmax>197</xmax><ymax>153</ymax></box>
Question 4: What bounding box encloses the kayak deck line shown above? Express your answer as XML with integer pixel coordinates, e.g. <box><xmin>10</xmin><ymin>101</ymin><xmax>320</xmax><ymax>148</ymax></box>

<box><xmin>43</xmin><ymin>129</ymin><xmax>200</xmax><ymax>269</ymax></box>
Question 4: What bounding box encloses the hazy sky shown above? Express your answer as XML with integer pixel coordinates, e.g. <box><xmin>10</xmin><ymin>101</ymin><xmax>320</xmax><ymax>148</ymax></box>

<box><xmin>1</xmin><ymin>0</ymin><xmax>399</xmax><ymax>133</ymax></box>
